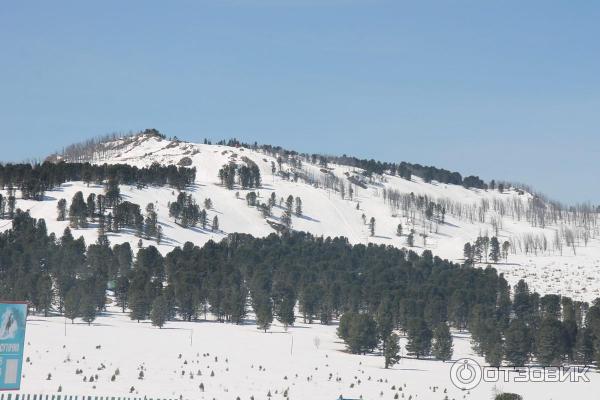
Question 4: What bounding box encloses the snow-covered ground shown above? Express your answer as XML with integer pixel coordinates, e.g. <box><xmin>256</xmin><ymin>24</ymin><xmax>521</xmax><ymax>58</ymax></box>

<box><xmin>18</xmin><ymin>307</ymin><xmax>596</xmax><ymax>400</ymax></box>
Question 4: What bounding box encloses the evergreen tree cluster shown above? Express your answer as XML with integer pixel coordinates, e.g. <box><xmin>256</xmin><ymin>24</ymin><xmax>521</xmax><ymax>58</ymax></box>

<box><xmin>0</xmin><ymin>161</ymin><xmax>196</xmax><ymax>201</ymax></box>
<box><xmin>464</xmin><ymin>235</ymin><xmax>511</xmax><ymax>264</ymax></box>
<box><xmin>0</xmin><ymin>212</ymin><xmax>598</xmax><ymax>367</ymax></box>
<box><xmin>60</xmin><ymin>189</ymin><xmax>162</xmax><ymax>243</ymax></box>
<box><xmin>254</xmin><ymin>142</ymin><xmax>487</xmax><ymax>188</ymax></box>
<box><xmin>218</xmin><ymin>160</ymin><xmax>262</xmax><ymax>190</ymax></box>
<box><xmin>0</xmin><ymin>189</ymin><xmax>18</xmax><ymax>220</ymax></box>
<box><xmin>217</xmin><ymin>138</ymin><xmax>488</xmax><ymax>188</ymax></box>
<box><xmin>169</xmin><ymin>192</ymin><xmax>207</xmax><ymax>229</ymax></box>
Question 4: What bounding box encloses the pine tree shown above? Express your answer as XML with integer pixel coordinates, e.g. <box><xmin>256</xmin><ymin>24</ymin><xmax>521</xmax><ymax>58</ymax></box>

<box><xmin>80</xmin><ymin>292</ymin><xmax>97</xmax><ymax>325</ymax></box>
<box><xmin>281</xmin><ymin>210</ymin><xmax>292</xmax><ymax>230</ymax></box>
<box><xmin>143</xmin><ymin>203</ymin><xmax>158</xmax><ymax>239</ymax></box>
<box><xmin>294</xmin><ymin>197</ymin><xmax>302</xmax><ymax>216</ymax></box>
<box><xmin>341</xmin><ymin>313</ymin><xmax>378</xmax><ymax>354</ymax></box>
<box><xmin>432</xmin><ymin>322</ymin><xmax>453</xmax><ymax>361</ymax></box>
<box><xmin>384</xmin><ymin>333</ymin><xmax>401</xmax><ymax>368</ymax></box>
<box><xmin>246</xmin><ymin>192</ymin><xmax>257</xmax><ymax>206</ymax></box>
<box><xmin>489</xmin><ymin>236</ymin><xmax>501</xmax><ymax>263</ymax></box>
<box><xmin>536</xmin><ymin>318</ymin><xmax>565</xmax><ymax>365</ymax></box>
<box><xmin>212</xmin><ymin>215</ymin><xmax>219</xmax><ymax>232</ymax></box>
<box><xmin>129</xmin><ymin>290</ymin><xmax>149</xmax><ymax>322</ymax></box>
<box><xmin>115</xmin><ymin>276</ymin><xmax>130</xmax><ymax>313</ymax></box>
<box><xmin>105</xmin><ymin>177</ymin><xmax>121</xmax><ymax>207</ymax></box>
<box><xmin>7</xmin><ymin>195</ymin><xmax>16</xmax><ymax>219</ymax></box>
<box><xmin>406</xmin><ymin>318</ymin><xmax>432</xmax><ymax>359</ymax></box>
<box><xmin>463</xmin><ymin>242</ymin><xmax>473</xmax><ymax>264</ymax></box>
<box><xmin>36</xmin><ymin>273</ymin><xmax>53</xmax><ymax>317</ymax></box>
<box><xmin>485</xmin><ymin>341</ymin><xmax>504</xmax><ymax>367</ymax></box>
<box><xmin>375</xmin><ymin>300</ymin><xmax>394</xmax><ymax>346</ymax></box>
<box><xmin>156</xmin><ymin>225</ymin><xmax>163</xmax><ymax>244</ymax></box>
<box><xmin>502</xmin><ymin>241</ymin><xmax>511</xmax><ymax>262</ymax></box>
<box><xmin>254</xmin><ymin>293</ymin><xmax>273</xmax><ymax>332</ymax></box>
<box><xmin>369</xmin><ymin>217</ymin><xmax>376</xmax><ymax>237</ymax></box>
<box><xmin>150</xmin><ymin>295</ymin><xmax>168</xmax><ymax>328</ymax></box>
<box><xmin>57</xmin><ymin>199</ymin><xmax>67</xmax><ymax>221</ymax></box>
<box><xmin>64</xmin><ymin>287</ymin><xmax>81</xmax><ymax>323</ymax></box>
<box><xmin>274</xmin><ymin>289</ymin><xmax>296</xmax><ymax>330</ymax></box>
<box><xmin>396</xmin><ymin>224</ymin><xmax>402</xmax><ymax>237</ymax></box>
<box><xmin>503</xmin><ymin>319</ymin><xmax>531</xmax><ymax>366</ymax></box>
<box><xmin>574</xmin><ymin>327</ymin><xmax>594</xmax><ymax>366</ymax></box>
<box><xmin>69</xmin><ymin>191</ymin><xmax>88</xmax><ymax>228</ymax></box>
<box><xmin>285</xmin><ymin>195</ymin><xmax>294</xmax><ymax>213</ymax></box>
<box><xmin>86</xmin><ymin>193</ymin><xmax>96</xmax><ymax>221</ymax></box>
<box><xmin>351</xmin><ymin>314</ymin><xmax>378</xmax><ymax>354</ymax></box>
<box><xmin>407</xmin><ymin>232</ymin><xmax>415</xmax><ymax>247</ymax></box>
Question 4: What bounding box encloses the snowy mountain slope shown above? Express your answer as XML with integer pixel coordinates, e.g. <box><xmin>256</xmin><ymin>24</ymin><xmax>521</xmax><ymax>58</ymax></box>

<box><xmin>3</xmin><ymin>133</ymin><xmax>600</xmax><ymax>302</ymax></box>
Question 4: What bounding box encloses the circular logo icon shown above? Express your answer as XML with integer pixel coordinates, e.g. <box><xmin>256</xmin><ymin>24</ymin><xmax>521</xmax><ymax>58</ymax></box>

<box><xmin>450</xmin><ymin>358</ymin><xmax>482</xmax><ymax>390</ymax></box>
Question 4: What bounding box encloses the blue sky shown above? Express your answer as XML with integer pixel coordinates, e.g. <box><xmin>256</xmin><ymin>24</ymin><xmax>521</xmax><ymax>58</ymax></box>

<box><xmin>1</xmin><ymin>1</ymin><xmax>598</xmax><ymax>203</ymax></box>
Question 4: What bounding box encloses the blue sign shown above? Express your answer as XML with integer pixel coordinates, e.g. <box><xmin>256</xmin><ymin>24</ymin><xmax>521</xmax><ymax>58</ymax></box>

<box><xmin>0</xmin><ymin>302</ymin><xmax>27</xmax><ymax>390</ymax></box>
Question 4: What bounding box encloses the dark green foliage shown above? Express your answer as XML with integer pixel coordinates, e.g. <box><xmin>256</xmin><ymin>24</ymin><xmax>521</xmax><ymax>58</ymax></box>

<box><xmin>151</xmin><ymin>295</ymin><xmax>169</xmax><ymax>328</ymax></box>
<box><xmin>218</xmin><ymin>163</ymin><xmax>237</xmax><ymax>189</ymax></box>
<box><xmin>57</xmin><ymin>198</ymin><xmax>67</xmax><ymax>221</ymax></box>
<box><xmin>407</xmin><ymin>232</ymin><xmax>414</xmax><ymax>247</ymax></box>
<box><xmin>64</xmin><ymin>287</ymin><xmax>81</xmax><ymax>322</ymax></box>
<box><xmin>0</xmin><ymin>211</ymin><xmax>587</xmax><ymax>367</ymax></box>
<box><xmin>113</xmin><ymin>201</ymin><xmax>143</xmax><ymax>233</ymax></box>
<box><xmin>273</xmin><ymin>283</ymin><xmax>296</xmax><ymax>329</ymax></box>
<box><xmin>236</xmin><ymin>158</ymin><xmax>262</xmax><ymax>189</ymax></box>
<box><xmin>144</xmin><ymin>203</ymin><xmax>158</xmax><ymax>239</ymax></box>
<box><xmin>495</xmin><ymin>394</ymin><xmax>522</xmax><ymax>400</ymax></box>
<box><xmin>504</xmin><ymin>319</ymin><xmax>531</xmax><ymax>366</ymax></box>
<box><xmin>246</xmin><ymin>192</ymin><xmax>257</xmax><ymax>206</ymax></box>
<box><xmin>280</xmin><ymin>210</ymin><xmax>292</xmax><ymax>230</ymax></box>
<box><xmin>384</xmin><ymin>333</ymin><xmax>401</xmax><ymax>368</ymax></box>
<box><xmin>115</xmin><ymin>276</ymin><xmax>130</xmax><ymax>313</ymax></box>
<box><xmin>432</xmin><ymin>323</ymin><xmax>453</xmax><ymax>361</ymax></box>
<box><xmin>338</xmin><ymin>313</ymin><xmax>378</xmax><ymax>354</ymax></box>
<box><xmin>406</xmin><ymin>318</ymin><xmax>432</xmax><ymax>359</ymax></box>
<box><xmin>574</xmin><ymin>327</ymin><xmax>594</xmax><ymax>365</ymax></box>
<box><xmin>489</xmin><ymin>236</ymin><xmax>500</xmax><ymax>263</ymax></box>
<box><xmin>169</xmin><ymin>192</ymin><xmax>200</xmax><ymax>228</ymax></box>
<box><xmin>536</xmin><ymin>318</ymin><xmax>565</xmax><ymax>365</ymax></box>
<box><xmin>294</xmin><ymin>197</ymin><xmax>302</xmax><ymax>216</ymax></box>
<box><xmin>129</xmin><ymin>290</ymin><xmax>150</xmax><ymax>322</ymax></box>
<box><xmin>69</xmin><ymin>191</ymin><xmax>88</xmax><ymax>228</ymax></box>
<box><xmin>80</xmin><ymin>290</ymin><xmax>97</xmax><ymax>325</ymax></box>
<box><xmin>0</xmin><ymin>162</ymin><xmax>194</xmax><ymax>199</ymax></box>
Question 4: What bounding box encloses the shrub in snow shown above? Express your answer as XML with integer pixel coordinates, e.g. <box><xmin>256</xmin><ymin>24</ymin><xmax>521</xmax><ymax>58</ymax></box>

<box><xmin>495</xmin><ymin>394</ymin><xmax>523</xmax><ymax>400</ymax></box>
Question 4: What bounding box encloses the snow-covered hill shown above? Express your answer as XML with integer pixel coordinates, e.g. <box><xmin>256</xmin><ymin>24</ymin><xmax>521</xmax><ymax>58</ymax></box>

<box><xmin>4</xmin><ymin>133</ymin><xmax>600</xmax><ymax>302</ymax></box>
